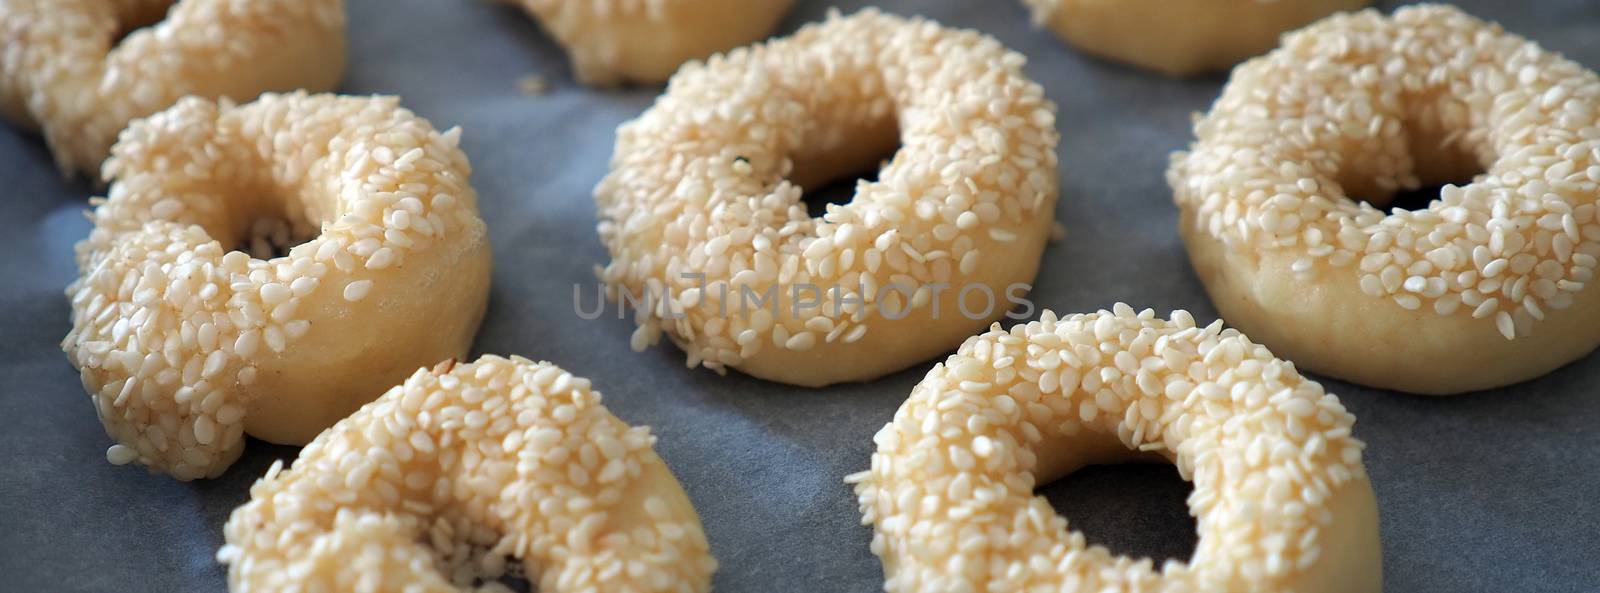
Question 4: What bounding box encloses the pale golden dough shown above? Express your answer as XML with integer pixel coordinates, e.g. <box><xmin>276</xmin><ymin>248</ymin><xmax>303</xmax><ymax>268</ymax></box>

<box><xmin>1021</xmin><ymin>0</ymin><xmax>1370</xmax><ymax>76</ymax></box>
<box><xmin>1183</xmin><ymin>215</ymin><xmax>1600</xmax><ymax>395</ymax></box>
<box><xmin>595</xmin><ymin>10</ymin><xmax>1060</xmax><ymax>386</ymax></box>
<box><xmin>850</xmin><ymin>306</ymin><xmax>1381</xmax><ymax>593</ymax></box>
<box><xmin>514</xmin><ymin>0</ymin><xmax>793</xmax><ymax>85</ymax></box>
<box><xmin>1170</xmin><ymin>5</ymin><xmax>1600</xmax><ymax>394</ymax></box>
<box><xmin>219</xmin><ymin>356</ymin><xmax>715</xmax><ymax>593</ymax></box>
<box><xmin>0</xmin><ymin>0</ymin><xmax>345</xmax><ymax>176</ymax></box>
<box><xmin>65</xmin><ymin>93</ymin><xmax>492</xmax><ymax>479</ymax></box>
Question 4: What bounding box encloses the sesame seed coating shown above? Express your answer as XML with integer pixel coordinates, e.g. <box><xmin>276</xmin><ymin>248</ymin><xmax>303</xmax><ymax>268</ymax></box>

<box><xmin>1021</xmin><ymin>0</ymin><xmax>1371</xmax><ymax>76</ymax></box>
<box><xmin>63</xmin><ymin>92</ymin><xmax>493</xmax><ymax>480</ymax></box>
<box><xmin>849</xmin><ymin>306</ymin><xmax>1380</xmax><ymax>593</ymax></box>
<box><xmin>218</xmin><ymin>356</ymin><xmax>715</xmax><ymax>593</ymax></box>
<box><xmin>1169</xmin><ymin>4</ymin><xmax>1600</xmax><ymax>393</ymax></box>
<box><xmin>0</xmin><ymin>0</ymin><xmax>346</xmax><ymax>177</ymax></box>
<box><xmin>595</xmin><ymin>9</ymin><xmax>1060</xmax><ymax>386</ymax></box>
<box><xmin>512</xmin><ymin>0</ymin><xmax>792</xmax><ymax>85</ymax></box>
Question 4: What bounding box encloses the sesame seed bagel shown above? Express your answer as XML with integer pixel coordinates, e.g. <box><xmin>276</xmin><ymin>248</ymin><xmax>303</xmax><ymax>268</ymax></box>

<box><xmin>63</xmin><ymin>92</ymin><xmax>493</xmax><ymax>480</ymax></box>
<box><xmin>849</xmin><ymin>305</ymin><xmax>1381</xmax><ymax>593</ymax></box>
<box><xmin>1021</xmin><ymin>0</ymin><xmax>1370</xmax><ymax>76</ymax></box>
<box><xmin>1169</xmin><ymin>5</ymin><xmax>1600</xmax><ymax>395</ymax></box>
<box><xmin>595</xmin><ymin>9</ymin><xmax>1060</xmax><ymax>387</ymax></box>
<box><xmin>513</xmin><ymin>0</ymin><xmax>793</xmax><ymax>85</ymax></box>
<box><xmin>0</xmin><ymin>0</ymin><xmax>345</xmax><ymax>177</ymax></box>
<box><xmin>218</xmin><ymin>356</ymin><xmax>715</xmax><ymax>593</ymax></box>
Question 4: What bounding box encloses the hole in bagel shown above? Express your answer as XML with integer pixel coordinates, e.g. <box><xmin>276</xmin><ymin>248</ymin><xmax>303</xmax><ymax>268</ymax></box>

<box><xmin>1030</xmin><ymin>432</ymin><xmax>1196</xmax><ymax>564</ymax></box>
<box><xmin>786</xmin><ymin>117</ymin><xmax>901</xmax><ymax>220</ymax></box>
<box><xmin>797</xmin><ymin>155</ymin><xmax>894</xmax><ymax>219</ymax></box>
<box><xmin>1038</xmin><ymin>462</ymin><xmax>1198</xmax><ymax>563</ymax></box>
<box><xmin>1372</xmin><ymin>180</ymin><xmax>1470</xmax><ymax>215</ymax></box>
<box><xmin>232</xmin><ymin>215</ymin><xmax>319</xmax><ymax>260</ymax></box>
<box><xmin>1338</xmin><ymin>109</ymin><xmax>1488</xmax><ymax>214</ymax></box>
<box><xmin>483</xmin><ymin>567</ymin><xmax>532</xmax><ymax>592</ymax></box>
<box><xmin>1346</xmin><ymin>169</ymin><xmax>1482</xmax><ymax>215</ymax></box>
<box><xmin>195</xmin><ymin>190</ymin><xmax>323</xmax><ymax>261</ymax></box>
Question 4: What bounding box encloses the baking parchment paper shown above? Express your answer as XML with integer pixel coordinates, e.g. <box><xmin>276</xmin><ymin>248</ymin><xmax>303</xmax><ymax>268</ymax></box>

<box><xmin>2</xmin><ymin>0</ymin><xmax>1597</xmax><ymax>591</ymax></box>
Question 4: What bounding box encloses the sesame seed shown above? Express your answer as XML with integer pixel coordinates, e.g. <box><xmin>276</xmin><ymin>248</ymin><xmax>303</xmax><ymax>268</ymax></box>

<box><xmin>1496</xmin><ymin>311</ymin><xmax>1516</xmax><ymax>339</ymax></box>
<box><xmin>364</xmin><ymin>247</ymin><xmax>396</xmax><ymax>270</ymax></box>
<box><xmin>259</xmin><ymin>283</ymin><xmax>290</xmax><ymax>306</ymax></box>
<box><xmin>105</xmin><ymin>444</ymin><xmax>138</xmax><ymax>465</ymax></box>
<box><xmin>343</xmin><ymin>280</ymin><xmax>373</xmax><ymax>302</ymax></box>
<box><xmin>784</xmin><ymin>331</ymin><xmax>817</xmax><ymax>351</ymax></box>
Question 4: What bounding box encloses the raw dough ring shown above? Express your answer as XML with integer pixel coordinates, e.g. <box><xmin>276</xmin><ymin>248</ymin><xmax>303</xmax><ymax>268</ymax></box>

<box><xmin>0</xmin><ymin>0</ymin><xmax>345</xmax><ymax>176</ymax></box>
<box><xmin>595</xmin><ymin>9</ymin><xmax>1060</xmax><ymax>386</ymax></box>
<box><xmin>64</xmin><ymin>92</ymin><xmax>492</xmax><ymax>480</ymax></box>
<box><xmin>1169</xmin><ymin>5</ymin><xmax>1600</xmax><ymax>394</ymax></box>
<box><xmin>513</xmin><ymin>0</ymin><xmax>793</xmax><ymax>85</ymax></box>
<box><xmin>1020</xmin><ymin>0</ymin><xmax>1370</xmax><ymax>76</ymax></box>
<box><xmin>850</xmin><ymin>305</ymin><xmax>1381</xmax><ymax>593</ymax></box>
<box><xmin>218</xmin><ymin>356</ymin><xmax>716</xmax><ymax>593</ymax></box>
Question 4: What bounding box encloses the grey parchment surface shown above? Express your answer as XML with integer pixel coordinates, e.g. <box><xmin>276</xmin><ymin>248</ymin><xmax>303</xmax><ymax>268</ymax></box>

<box><xmin>2</xmin><ymin>1</ymin><xmax>1597</xmax><ymax>591</ymax></box>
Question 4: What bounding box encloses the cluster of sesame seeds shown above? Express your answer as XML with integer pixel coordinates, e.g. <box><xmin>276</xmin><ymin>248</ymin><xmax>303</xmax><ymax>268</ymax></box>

<box><xmin>0</xmin><ymin>0</ymin><xmax>345</xmax><ymax>176</ymax></box>
<box><xmin>63</xmin><ymin>92</ymin><xmax>487</xmax><ymax>480</ymax></box>
<box><xmin>1169</xmin><ymin>5</ymin><xmax>1600</xmax><ymax>341</ymax></box>
<box><xmin>848</xmin><ymin>305</ymin><xmax>1371</xmax><ymax>592</ymax></box>
<box><xmin>594</xmin><ymin>9</ymin><xmax>1059</xmax><ymax>376</ymax></box>
<box><xmin>218</xmin><ymin>356</ymin><xmax>716</xmax><ymax>593</ymax></box>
